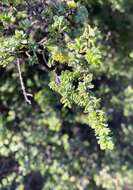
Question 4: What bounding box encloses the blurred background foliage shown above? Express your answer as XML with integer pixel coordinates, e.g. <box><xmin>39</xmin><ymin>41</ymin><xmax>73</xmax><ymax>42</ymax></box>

<box><xmin>0</xmin><ymin>0</ymin><xmax>133</xmax><ymax>189</ymax></box>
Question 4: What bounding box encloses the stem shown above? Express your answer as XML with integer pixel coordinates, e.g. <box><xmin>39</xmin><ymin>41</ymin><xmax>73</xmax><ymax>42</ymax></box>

<box><xmin>16</xmin><ymin>58</ymin><xmax>33</xmax><ymax>104</ymax></box>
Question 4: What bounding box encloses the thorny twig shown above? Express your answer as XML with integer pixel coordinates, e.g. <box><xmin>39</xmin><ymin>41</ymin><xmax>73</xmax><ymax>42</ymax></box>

<box><xmin>16</xmin><ymin>58</ymin><xmax>33</xmax><ymax>104</ymax></box>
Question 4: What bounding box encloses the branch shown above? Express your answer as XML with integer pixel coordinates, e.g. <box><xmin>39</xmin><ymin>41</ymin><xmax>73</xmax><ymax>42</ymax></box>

<box><xmin>16</xmin><ymin>58</ymin><xmax>33</xmax><ymax>104</ymax></box>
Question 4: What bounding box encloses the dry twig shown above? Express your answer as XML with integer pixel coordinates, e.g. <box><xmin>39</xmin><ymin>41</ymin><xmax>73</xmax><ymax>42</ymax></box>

<box><xmin>16</xmin><ymin>58</ymin><xmax>33</xmax><ymax>104</ymax></box>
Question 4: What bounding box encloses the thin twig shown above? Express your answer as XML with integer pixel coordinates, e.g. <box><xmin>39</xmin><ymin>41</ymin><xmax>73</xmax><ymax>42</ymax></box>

<box><xmin>16</xmin><ymin>58</ymin><xmax>33</xmax><ymax>104</ymax></box>
<box><xmin>42</xmin><ymin>50</ymin><xmax>48</xmax><ymax>65</ymax></box>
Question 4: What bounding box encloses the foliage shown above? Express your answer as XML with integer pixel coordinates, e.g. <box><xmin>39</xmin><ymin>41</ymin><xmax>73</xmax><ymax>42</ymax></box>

<box><xmin>0</xmin><ymin>0</ymin><xmax>133</xmax><ymax>189</ymax></box>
